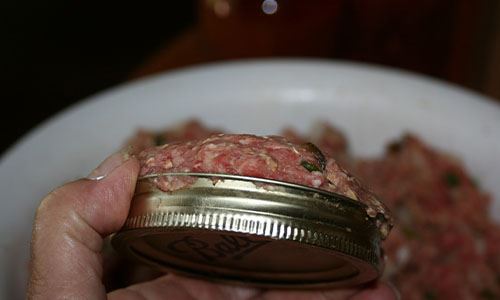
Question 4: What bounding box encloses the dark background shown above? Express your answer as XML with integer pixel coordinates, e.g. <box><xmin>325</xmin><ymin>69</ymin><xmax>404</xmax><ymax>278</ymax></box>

<box><xmin>2</xmin><ymin>0</ymin><xmax>500</xmax><ymax>156</ymax></box>
<box><xmin>2</xmin><ymin>1</ymin><xmax>196</xmax><ymax>155</ymax></box>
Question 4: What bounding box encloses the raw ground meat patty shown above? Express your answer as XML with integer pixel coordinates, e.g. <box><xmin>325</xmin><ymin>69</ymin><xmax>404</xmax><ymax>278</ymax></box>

<box><xmin>126</xmin><ymin>120</ymin><xmax>221</xmax><ymax>155</ymax></box>
<box><xmin>137</xmin><ymin>133</ymin><xmax>391</xmax><ymax>237</ymax></box>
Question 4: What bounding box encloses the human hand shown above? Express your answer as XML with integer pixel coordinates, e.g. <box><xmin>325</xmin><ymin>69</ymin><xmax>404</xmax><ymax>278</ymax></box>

<box><xmin>28</xmin><ymin>152</ymin><xmax>398</xmax><ymax>299</ymax></box>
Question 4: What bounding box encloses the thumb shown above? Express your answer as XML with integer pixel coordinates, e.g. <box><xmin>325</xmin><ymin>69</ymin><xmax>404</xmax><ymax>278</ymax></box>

<box><xmin>27</xmin><ymin>152</ymin><xmax>140</xmax><ymax>299</ymax></box>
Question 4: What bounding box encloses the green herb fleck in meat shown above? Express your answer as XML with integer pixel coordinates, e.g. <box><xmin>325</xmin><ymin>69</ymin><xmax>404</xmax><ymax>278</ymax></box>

<box><xmin>472</xmin><ymin>177</ymin><xmax>480</xmax><ymax>188</ymax></box>
<box><xmin>480</xmin><ymin>288</ymin><xmax>496</xmax><ymax>300</ymax></box>
<box><xmin>423</xmin><ymin>290</ymin><xmax>437</xmax><ymax>300</ymax></box>
<box><xmin>402</xmin><ymin>226</ymin><xmax>419</xmax><ymax>240</ymax></box>
<box><xmin>303</xmin><ymin>142</ymin><xmax>326</xmax><ymax>170</ymax></box>
<box><xmin>444</xmin><ymin>171</ymin><xmax>460</xmax><ymax>188</ymax></box>
<box><xmin>154</xmin><ymin>134</ymin><xmax>167</xmax><ymax>146</ymax></box>
<box><xmin>387</xmin><ymin>141</ymin><xmax>402</xmax><ymax>153</ymax></box>
<box><xmin>301</xmin><ymin>160</ymin><xmax>321</xmax><ymax>172</ymax></box>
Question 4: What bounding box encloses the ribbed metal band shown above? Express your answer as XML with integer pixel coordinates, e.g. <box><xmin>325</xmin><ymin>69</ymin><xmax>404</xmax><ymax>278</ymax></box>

<box><xmin>121</xmin><ymin>210</ymin><xmax>379</xmax><ymax>268</ymax></box>
<box><xmin>113</xmin><ymin>173</ymin><xmax>383</xmax><ymax>287</ymax></box>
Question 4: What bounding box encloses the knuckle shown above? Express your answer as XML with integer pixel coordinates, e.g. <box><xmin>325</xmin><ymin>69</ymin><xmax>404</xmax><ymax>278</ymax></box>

<box><xmin>36</xmin><ymin>186</ymin><xmax>64</xmax><ymax>217</ymax></box>
<box><xmin>34</xmin><ymin>182</ymin><xmax>79</xmax><ymax>221</ymax></box>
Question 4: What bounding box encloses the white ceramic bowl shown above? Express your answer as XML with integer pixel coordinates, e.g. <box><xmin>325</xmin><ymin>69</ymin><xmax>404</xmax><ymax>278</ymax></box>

<box><xmin>1</xmin><ymin>60</ymin><xmax>499</xmax><ymax>299</ymax></box>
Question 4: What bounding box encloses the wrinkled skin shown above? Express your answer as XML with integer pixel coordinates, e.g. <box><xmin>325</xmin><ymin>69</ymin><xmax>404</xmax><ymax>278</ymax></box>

<box><xmin>27</xmin><ymin>154</ymin><xmax>397</xmax><ymax>300</ymax></box>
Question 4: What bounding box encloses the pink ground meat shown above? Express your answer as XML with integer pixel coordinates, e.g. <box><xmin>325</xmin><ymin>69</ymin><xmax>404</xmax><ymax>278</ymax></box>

<box><xmin>137</xmin><ymin>134</ymin><xmax>390</xmax><ymax>236</ymax></box>
<box><xmin>139</xmin><ymin>134</ymin><xmax>386</xmax><ymax>217</ymax></box>
<box><xmin>125</xmin><ymin>120</ymin><xmax>221</xmax><ymax>155</ymax></box>
<box><xmin>354</xmin><ymin>135</ymin><xmax>500</xmax><ymax>300</ymax></box>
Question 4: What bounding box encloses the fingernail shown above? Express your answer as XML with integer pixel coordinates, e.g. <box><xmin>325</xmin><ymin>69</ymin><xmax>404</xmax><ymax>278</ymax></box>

<box><xmin>87</xmin><ymin>151</ymin><xmax>131</xmax><ymax>180</ymax></box>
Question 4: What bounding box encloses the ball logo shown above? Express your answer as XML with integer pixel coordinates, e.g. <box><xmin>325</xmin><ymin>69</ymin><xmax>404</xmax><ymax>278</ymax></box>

<box><xmin>167</xmin><ymin>235</ymin><xmax>269</xmax><ymax>262</ymax></box>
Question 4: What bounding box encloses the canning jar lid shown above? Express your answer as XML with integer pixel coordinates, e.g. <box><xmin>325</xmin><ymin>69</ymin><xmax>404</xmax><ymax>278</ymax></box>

<box><xmin>112</xmin><ymin>173</ymin><xmax>386</xmax><ymax>288</ymax></box>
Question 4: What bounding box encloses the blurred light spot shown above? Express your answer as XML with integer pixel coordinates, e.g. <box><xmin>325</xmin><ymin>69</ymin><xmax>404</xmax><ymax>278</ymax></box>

<box><xmin>261</xmin><ymin>0</ymin><xmax>278</xmax><ymax>15</ymax></box>
<box><xmin>214</xmin><ymin>0</ymin><xmax>231</xmax><ymax>18</ymax></box>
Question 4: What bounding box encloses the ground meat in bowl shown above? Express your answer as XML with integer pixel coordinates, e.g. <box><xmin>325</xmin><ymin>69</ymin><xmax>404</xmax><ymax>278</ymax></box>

<box><xmin>354</xmin><ymin>135</ymin><xmax>500</xmax><ymax>300</ymax></box>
